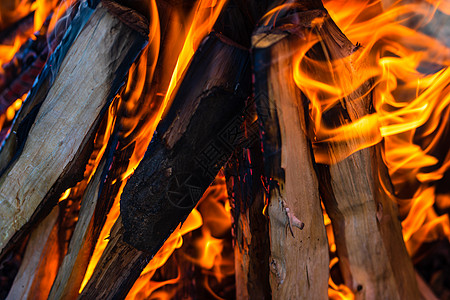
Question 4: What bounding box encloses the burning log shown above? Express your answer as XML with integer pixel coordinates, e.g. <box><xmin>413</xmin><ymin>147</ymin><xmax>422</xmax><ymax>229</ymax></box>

<box><xmin>0</xmin><ymin>0</ymin><xmax>148</xmax><ymax>258</ymax></box>
<box><xmin>47</xmin><ymin>157</ymin><xmax>107</xmax><ymax>300</ymax></box>
<box><xmin>79</xmin><ymin>31</ymin><xmax>251</xmax><ymax>298</ymax></box>
<box><xmin>0</xmin><ymin>12</ymin><xmax>34</xmax><ymax>44</ymax></box>
<box><xmin>78</xmin><ymin>216</ymin><xmax>148</xmax><ymax>299</ymax></box>
<box><xmin>303</xmin><ymin>14</ymin><xmax>424</xmax><ymax>300</ymax></box>
<box><xmin>49</xmin><ymin>0</ymin><xmax>208</xmax><ymax>296</ymax></box>
<box><xmin>250</xmin><ymin>2</ymin><xmax>421</xmax><ymax>299</ymax></box>
<box><xmin>252</xmin><ymin>15</ymin><xmax>330</xmax><ymax>299</ymax></box>
<box><xmin>0</xmin><ymin>3</ymin><xmax>79</xmax><ymax>116</ymax></box>
<box><xmin>300</xmin><ymin>9</ymin><xmax>421</xmax><ymax>300</ymax></box>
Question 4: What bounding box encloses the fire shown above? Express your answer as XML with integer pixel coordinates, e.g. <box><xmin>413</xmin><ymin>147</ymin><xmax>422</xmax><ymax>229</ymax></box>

<box><xmin>0</xmin><ymin>0</ymin><xmax>59</xmax><ymax>72</ymax></box>
<box><xmin>1</xmin><ymin>0</ymin><xmax>448</xmax><ymax>297</ymax></box>
<box><xmin>0</xmin><ymin>0</ymin><xmax>75</xmax><ymax>138</ymax></box>
<box><xmin>125</xmin><ymin>208</ymin><xmax>203</xmax><ymax>300</ymax></box>
<box><xmin>326</xmin><ymin>0</ymin><xmax>450</xmax><ymax>255</ymax></box>
<box><xmin>159</xmin><ymin>0</ymin><xmax>227</xmax><ymax>121</ymax></box>
<box><xmin>284</xmin><ymin>0</ymin><xmax>450</xmax><ymax>295</ymax></box>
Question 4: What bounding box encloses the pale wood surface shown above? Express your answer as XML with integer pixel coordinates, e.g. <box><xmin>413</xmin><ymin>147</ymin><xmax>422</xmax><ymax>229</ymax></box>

<box><xmin>253</xmin><ymin>34</ymin><xmax>329</xmax><ymax>300</ymax></box>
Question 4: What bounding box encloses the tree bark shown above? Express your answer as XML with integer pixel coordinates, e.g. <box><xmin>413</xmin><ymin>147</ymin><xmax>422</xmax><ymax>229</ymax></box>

<box><xmin>78</xmin><ymin>31</ymin><xmax>251</xmax><ymax>298</ymax></box>
<box><xmin>120</xmin><ymin>31</ymin><xmax>251</xmax><ymax>252</ymax></box>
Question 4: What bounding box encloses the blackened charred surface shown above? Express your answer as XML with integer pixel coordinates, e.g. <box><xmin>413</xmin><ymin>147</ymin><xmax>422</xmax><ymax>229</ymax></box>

<box><xmin>121</xmin><ymin>32</ymin><xmax>251</xmax><ymax>252</ymax></box>
<box><xmin>253</xmin><ymin>46</ymin><xmax>284</xmax><ymax>182</ymax></box>
<box><xmin>226</xmin><ymin>138</ymin><xmax>271</xmax><ymax>299</ymax></box>
<box><xmin>78</xmin><ymin>218</ymin><xmax>149</xmax><ymax>300</ymax></box>
<box><xmin>102</xmin><ymin>0</ymin><xmax>150</xmax><ymax>37</ymax></box>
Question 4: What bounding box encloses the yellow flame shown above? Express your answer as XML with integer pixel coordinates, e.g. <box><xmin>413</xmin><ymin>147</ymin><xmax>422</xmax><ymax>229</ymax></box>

<box><xmin>296</xmin><ymin>0</ymin><xmax>450</xmax><ymax>257</ymax></box>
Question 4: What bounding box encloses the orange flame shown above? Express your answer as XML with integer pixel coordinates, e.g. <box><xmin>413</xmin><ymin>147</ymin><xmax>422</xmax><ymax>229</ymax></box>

<box><xmin>127</xmin><ymin>174</ymin><xmax>233</xmax><ymax>300</ymax></box>
<box><xmin>126</xmin><ymin>208</ymin><xmax>203</xmax><ymax>300</ymax></box>
<box><xmin>160</xmin><ymin>0</ymin><xmax>227</xmax><ymax>120</ymax></box>
<box><xmin>288</xmin><ymin>0</ymin><xmax>450</xmax><ymax>261</ymax></box>
<box><xmin>278</xmin><ymin>0</ymin><xmax>450</xmax><ymax>295</ymax></box>
<box><xmin>0</xmin><ymin>0</ymin><xmax>61</xmax><ymax>73</ymax></box>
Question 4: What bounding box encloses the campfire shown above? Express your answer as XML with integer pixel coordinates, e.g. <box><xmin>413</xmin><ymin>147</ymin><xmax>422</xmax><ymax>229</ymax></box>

<box><xmin>0</xmin><ymin>0</ymin><xmax>448</xmax><ymax>299</ymax></box>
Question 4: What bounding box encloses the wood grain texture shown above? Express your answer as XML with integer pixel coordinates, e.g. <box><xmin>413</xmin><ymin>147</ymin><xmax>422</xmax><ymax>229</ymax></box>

<box><xmin>0</xmin><ymin>1</ymin><xmax>147</xmax><ymax>255</ymax></box>
<box><xmin>253</xmin><ymin>31</ymin><xmax>329</xmax><ymax>299</ymax></box>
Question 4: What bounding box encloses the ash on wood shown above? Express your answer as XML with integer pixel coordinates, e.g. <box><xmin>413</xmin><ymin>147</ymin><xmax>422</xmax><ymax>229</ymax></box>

<box><xmin>0</xmin><ymin>0</ymin><xmax>148</xmax><ymax>257</ymax></box>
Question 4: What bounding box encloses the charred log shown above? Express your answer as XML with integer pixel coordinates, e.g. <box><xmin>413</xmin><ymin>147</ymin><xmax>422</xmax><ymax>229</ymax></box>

<box><xmin>225</xmin><ymin>123</ymin><xmax>271</xmax><ymax>299</ymax></box>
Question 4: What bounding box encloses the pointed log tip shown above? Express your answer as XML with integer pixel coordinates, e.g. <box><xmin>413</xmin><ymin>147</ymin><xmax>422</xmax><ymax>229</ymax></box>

<box><xmin>101</xmin><ymin>0</ymin><xmax>150</xmax><ymax>38</ymax></box>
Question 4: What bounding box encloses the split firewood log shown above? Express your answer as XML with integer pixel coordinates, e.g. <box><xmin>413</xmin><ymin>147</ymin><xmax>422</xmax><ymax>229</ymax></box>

<box><xmin>252</xmin><ymin>14</ymin><xmax>330</xmax><ymax>298</ymax></box>
<box><xmin>48</xmin><ymin>1</ymin><xmax>200</xmax><ymax>297</ymax></box>
<box><xmin>78</xmin><ymin>0</ymin><xmax>277</xmax><ymax>296</ymax></box>
<box><xmin>311</xmin><ymin>15</ymin><xmax>421</xmax><ymax>299</ymax></box>
<box><xmin>0</xmin><ymin>0</ymin><xmax>148</xmax><ymax>260</ymax></box>
<box><xmin>120</xmin><ymin>32</ymin><xmax>250</xmax><ymax>252</ymax></box>
<box><xmin>5</xmin><ymin>206</ymin><xmax>59</xmax><ymax>300</ymax></box>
